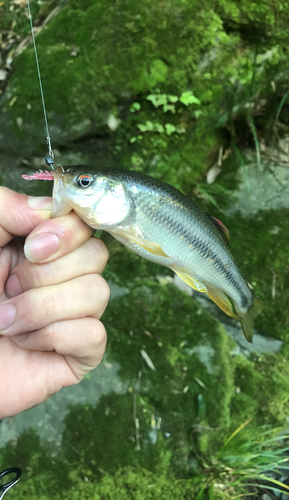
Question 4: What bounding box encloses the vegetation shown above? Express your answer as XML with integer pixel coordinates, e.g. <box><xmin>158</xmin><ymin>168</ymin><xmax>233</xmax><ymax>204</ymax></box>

<box><xmin>1</xmin><ymin>0</ymin><xmax>289</xmax><ymax>498</ymax></box>
<box><xmin>2</xmin><ymin>420</ymin><xmax>289</xmax><ymax>499</ymax></box>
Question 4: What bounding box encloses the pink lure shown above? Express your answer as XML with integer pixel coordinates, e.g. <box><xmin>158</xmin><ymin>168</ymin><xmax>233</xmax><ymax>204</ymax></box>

<box><xmin>22</xmin><ymin>170</ymin><xmax>54</xmax><ymax>180</ymax></box>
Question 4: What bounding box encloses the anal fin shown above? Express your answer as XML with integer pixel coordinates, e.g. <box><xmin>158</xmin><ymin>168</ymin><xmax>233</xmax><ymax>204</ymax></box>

<box><xmin>205</xmin><ymin>282</ymin><xmax>238</xmax><ymax>319</ymax></box>
<box><xmin>173</xmin><ymin>269</ymin><xmax>207</xmax><ymax>293</ymax></box>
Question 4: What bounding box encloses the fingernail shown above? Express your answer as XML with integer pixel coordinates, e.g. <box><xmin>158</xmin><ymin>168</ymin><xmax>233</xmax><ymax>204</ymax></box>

<box><xmin>5</xmin><ymin>274</ymin><xmax>22</xmax><ymax>298</ymax></box>
<box><xmin>24</xmin><ymin>232</ymin><xmax>60</xmax><ymax>262</ymax></box>
<box><xmin>0</xmin><ymin>304</ymin><xmax>16</xmax><ymax>332</ymax></box>
<box><xmin>28</xmin><ymin>197</ymin><xmax>53</xmax><ymax>211</ymax></box>
<box><xmin>12</xmin><ymin>333</ymin><xmax>28</xmax><ymax>343</ymax></box>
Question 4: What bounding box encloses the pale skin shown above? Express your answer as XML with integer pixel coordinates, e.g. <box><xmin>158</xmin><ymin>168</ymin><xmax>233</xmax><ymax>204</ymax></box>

<box><xmin>0</xmin><ymin>187</ymin><xmax>110</xmax><ymax>419</ymax></box>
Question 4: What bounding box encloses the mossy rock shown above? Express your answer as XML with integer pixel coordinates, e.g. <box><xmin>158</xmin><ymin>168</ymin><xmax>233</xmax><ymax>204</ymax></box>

<box><xmin>3</xmin><ymin>0</ymin><xmax>289</xmax><ymax>189</ymax></box>
<box><xmin>101</xmin><ymin>279</ymin><xmax>236</xmax><ymax>462</ymax></box>
<box><xmin>5</xmin><ymin>0</ymin><xmax>225</xmax><ymax>141</ymax></box>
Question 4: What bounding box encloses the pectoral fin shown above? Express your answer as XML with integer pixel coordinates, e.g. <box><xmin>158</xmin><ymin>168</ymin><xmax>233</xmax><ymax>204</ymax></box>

<box><xmin>117</xmin><ymin>229</ymin><xmax>169</xmax><ymax>258</ymax></box>
<box><xmin>99</xmin><ymin>231</ymin><xmax>115</xmax><ymax>247</ymax></box>
<box><xmin>173</xmin><ymin>269</ymin><xmax>207</xmax><ymax>293</ymax></box>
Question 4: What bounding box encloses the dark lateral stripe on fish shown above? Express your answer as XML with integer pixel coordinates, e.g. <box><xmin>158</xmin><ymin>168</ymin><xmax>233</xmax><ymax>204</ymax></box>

<box><xmin>153</xmin><ymin>211</ymin><xmax>252</xmax><ymax>307</ymax></box>
<box><xmin>144</xmin><ymin>201</ymin><xmax>250</xmax><ymax>308</ymax></box>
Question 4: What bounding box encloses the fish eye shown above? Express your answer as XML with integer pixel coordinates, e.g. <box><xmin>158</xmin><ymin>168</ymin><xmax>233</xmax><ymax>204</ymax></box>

<box><xmin>76</xmin><ymin>174</ymin><xmax>94</xmax><ymax>188</ymax></box>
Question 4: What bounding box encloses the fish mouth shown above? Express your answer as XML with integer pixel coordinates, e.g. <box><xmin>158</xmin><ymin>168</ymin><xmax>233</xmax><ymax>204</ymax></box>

<box><xmin>52</xmin><ymin>168</ymin><xmax>72</xmax><ymax>217</ymax></box>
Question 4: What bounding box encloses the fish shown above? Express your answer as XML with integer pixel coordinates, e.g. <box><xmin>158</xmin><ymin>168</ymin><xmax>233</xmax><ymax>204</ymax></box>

<box><xmin>23</xmin><ymin>165</ymin><xmax>263</xmax><ymax>342</ymax></box>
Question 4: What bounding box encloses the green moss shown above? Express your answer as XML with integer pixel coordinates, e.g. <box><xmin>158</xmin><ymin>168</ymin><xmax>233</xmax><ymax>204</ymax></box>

<box><xmin>228</xmin><ymin>350</ymin><xmax>289</xmax><ymax>440</ymax></box>
<box><xmin>102</xmin><ymin>279</ymin><xmax>235</xmax><ymax>462</ymax></box>
<box><xmin>7</xmin><ymin>0</ymin><xmax>224</xmax><ymax>127</ymax></box>
<box><xmin>216</xmin><ymin>207</ymin><xmax>289</xmax><ymax>341</ymax></box>
<box><xmin>4</xmin><ymin>460</ymin><xmax>197</xmax><ymax>500</ymax></box>
<box><xmin>0</xmin><ymin>431</ymin><xmax>72</xmax><ymax>496</ymax></box>
<box><xmin>2</xmin><ymin>0</ymin><xmax>289</xmax><ymax>497</ymax></box>
<box><xmin>3</xmin><ymin>0</ymin><xmax>289</xmax><ymax>194</ymax></box>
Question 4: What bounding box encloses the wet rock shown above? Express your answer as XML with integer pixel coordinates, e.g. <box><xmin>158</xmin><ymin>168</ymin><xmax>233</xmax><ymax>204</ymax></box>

<box><xmin>225</xmin><ymin>160</ymin><xmax>289</xmax><ymax>217</ymax></box>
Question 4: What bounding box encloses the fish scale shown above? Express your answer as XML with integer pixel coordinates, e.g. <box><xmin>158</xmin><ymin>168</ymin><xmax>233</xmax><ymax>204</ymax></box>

<box><xmin>131</xmin><ymin>188</ymin><xmax>237</xmax><ymax>288</ymax></box>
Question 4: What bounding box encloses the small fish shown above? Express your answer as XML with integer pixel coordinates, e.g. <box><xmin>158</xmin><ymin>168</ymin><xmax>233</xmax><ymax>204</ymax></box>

<box><xmin>23</xmin><ymin>165</ymin><xmax>263</xmax><ymax>342</ymax></box>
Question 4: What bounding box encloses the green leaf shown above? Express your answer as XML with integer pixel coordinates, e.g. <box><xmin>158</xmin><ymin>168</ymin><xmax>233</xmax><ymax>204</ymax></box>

<box><xmin>222</xmin><ymin>453</ymin><xmax>259</xmax><ymax>464</ymax></box>
<box><xmin>130</xmin><ymin>135</ymin><xmax>143</xmax><ymax>142</ymax></box>
<box><xmin>137</xmin><ymin>120</ymin><xmax>154</xmax><ymax>132</ymax></box>
<box><xmin>147</xmin><ymin>93</ymin><xmax>168</xmax><ymax>107</ymax></box>
<box><xmin>145</xmin><ymin>120</ymin><xmax>154</xmax><ymax>130</ymax></box>
<box><xmin>163</xmin><ymin>104</ymin><xmax>176</xmax><ymax>113</ymax></box>
<box><xmin>155</xmin><ymin>123</ymin><xmax>164</xmax><ymax>133</ymax></box>
<box><xmin>129</xmin><ymin>102</ymin><xmax>141</xmax><ymax>113</ymax></box>
<box><xmin>168</xmin><ymin>95</ymin><xmax>178</xmax><ymax>103</ymax></box>
<box><xmin>194</xmin><ymin>109</ymin><xmax>203</xmax><ymax>119</ymax></box>
<box><xmin>165</xmin><ymin>123</ymin><xmax>176</xmax><ymax>135</ymax></box>
<box><xmin>180</xmin><ymin>91</ymin><xmax>201</xmax><ymax>106</ymax></box>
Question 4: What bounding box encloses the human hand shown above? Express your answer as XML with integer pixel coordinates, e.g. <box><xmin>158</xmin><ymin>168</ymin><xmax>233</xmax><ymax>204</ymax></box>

<box><xmin>0</xmin><ymin>187</ymin><xmax>109</xmax><ymax>419</ymax></box>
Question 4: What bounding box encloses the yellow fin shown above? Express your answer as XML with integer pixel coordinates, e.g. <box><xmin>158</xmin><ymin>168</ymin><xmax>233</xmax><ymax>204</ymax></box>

<box><xmin>173</xmin><ymin>269</ymin><xmax>207</xmax><ymax>293</ymax></box>
<box><xmin>117</xmin><ymin>229</ymin><xmax>169</xmax><ymax>258</ymax></box>
<box><xmin>205</xmin><ymin>282</ymin><xmax>238</xmax><ymax>320</ymax></box>
<box><xmin>205</xmin><ymin>283</ymin><xmax>264</xmax><ymax>343</ymax></box>
<box><xmin>239</xmin><ymin>297</ymin><xmax>264</xmax><ymax>343</ymax></box>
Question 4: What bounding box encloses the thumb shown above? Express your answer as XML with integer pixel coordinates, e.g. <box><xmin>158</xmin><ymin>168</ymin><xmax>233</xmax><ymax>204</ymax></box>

<box><xmin>0</xmin><ymin>187</ymin><xmax>52</xmax><ymax>247</ymax></box>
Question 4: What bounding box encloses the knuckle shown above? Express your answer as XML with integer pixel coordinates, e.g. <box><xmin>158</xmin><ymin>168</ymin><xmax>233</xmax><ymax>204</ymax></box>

<box><xmin>86</xmin><ymin>237</ymin><xmax>109</xmax><ymax>270</ymax></box>
<box><xmin>96</xmin><ymin>320</ymin><xmax>107</xmax><ymax>346</ymax></box>
<box><xmin>49</xmin><ymin>321</ymin><xmax>66</xmax><ymax>352</ymax></box>
<box><xmin>90</xmin><ymin>319</ymin><xmax>107</xmax><ymax>351</ymax></box>
<box><xmin>97</xmin><ymin>275</ymin><xmax>111</xmax><ymax>304</ymax></box>
<box><xmin>35</xmin><ymin>262</ymin><xmax>58</xmax><ymax>287</ymax></box>
<box><xmin>28</xmin><ymin>263</ymin><xmax>47</xmax><ymax>288</ymax></box>
<box><xmin>95</xmin><ymin>239</ymin><xmax>109</xmax><ymax>266</ymax></box>
<box><xmin>86</xmin><ymin>273</ymin><xmax>110</xmax><ymax>298</ymax></box>
<box><xmin>84</xmin><ymin>274</ymin><xmax>110</xmax><ymax>315</ymax></box>
<box><xmin>18</xmin><ymin>289</ymin><xmax>40</xmax><ymax>325</ymax></box>
<box><xmin>70</xmin><ymin>212</ymin><xmax>92</xmax><ymax>237</ymax></box>
<box><xmin>39</xmin><ymin>287</ymin><xmax>56</xmax><ymax>319</ymax></box>
<box><xmin>41</xmin><ymin>323</ymin><xmax>56</xmax><ymax>348</ymax></box>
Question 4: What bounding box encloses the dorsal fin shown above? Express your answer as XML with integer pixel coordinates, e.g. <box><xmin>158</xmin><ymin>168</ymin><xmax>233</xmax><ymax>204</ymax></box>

<box><xmin>208</xmin><ymin>215</ymin><xmax>230</xmax><ymax>244</ymax></box>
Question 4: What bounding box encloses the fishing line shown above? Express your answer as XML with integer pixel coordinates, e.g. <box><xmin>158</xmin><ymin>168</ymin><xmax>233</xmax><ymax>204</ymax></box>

<box><xmin>27</xmin><ymin>0</ymin><xmax>54</xmax><ymax>169</ymax></box>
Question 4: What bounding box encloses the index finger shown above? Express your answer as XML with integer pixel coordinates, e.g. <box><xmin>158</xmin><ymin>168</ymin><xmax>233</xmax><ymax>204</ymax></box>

<box><xmin>0</xmin><ymin>187</ymin><xmax>53</xmax><ymax>247</ymax></box>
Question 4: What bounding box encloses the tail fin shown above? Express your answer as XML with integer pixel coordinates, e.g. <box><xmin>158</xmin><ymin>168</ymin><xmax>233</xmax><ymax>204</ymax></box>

<box><xmin>239</xmin><ymin>297</ymin><xmax>264</xmax><ymax>343</ymax></box>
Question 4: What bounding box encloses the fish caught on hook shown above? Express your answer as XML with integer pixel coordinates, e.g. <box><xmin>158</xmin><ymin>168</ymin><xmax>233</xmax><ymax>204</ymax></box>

<box><xmin>24</xmin><ymin>0</ymin><xmax>263</xmax><ymax>343</ymax></box>
<box><xmin>23</xmin><ymin>165</ymin><xmax>264</xmax><ymax>342</ymax></box>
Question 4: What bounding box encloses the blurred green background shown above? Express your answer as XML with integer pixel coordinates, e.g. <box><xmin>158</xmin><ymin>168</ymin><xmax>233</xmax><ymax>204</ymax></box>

<box><xmin>1</xmin><ymin>0</ymin><xmax>289</xmax><ymax>497</ymax></box>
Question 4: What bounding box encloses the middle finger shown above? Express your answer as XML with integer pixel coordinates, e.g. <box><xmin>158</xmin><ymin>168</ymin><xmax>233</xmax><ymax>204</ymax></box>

<box><xmin>5</xmin><ymin>237</ymin><xmax>108</xmax><ymax>297</ymax></box>
<box><xmin>0</xmin><ymin>274</ymin><xmax>110</xmax><ymax>336</ymax></box>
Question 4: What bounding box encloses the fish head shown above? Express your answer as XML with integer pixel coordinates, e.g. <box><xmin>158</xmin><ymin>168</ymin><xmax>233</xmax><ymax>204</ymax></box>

<box><xmin>53</xmin><ymin>166</ymin><xmax>131</xmax><ymax>229</ymax></box>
